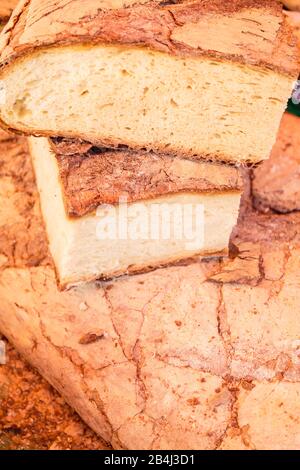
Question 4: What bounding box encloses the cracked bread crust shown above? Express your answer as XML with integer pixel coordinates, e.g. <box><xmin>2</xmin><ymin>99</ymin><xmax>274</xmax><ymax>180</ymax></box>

<box><xmin>0</xmin><ymin>0</ymin><xmax>298</xmax><ymax>76</ymax></box>
<box><xmin>51</xmin><ymin>137</ymin><xmax>243</xmax><ymax>217</ymax></box>
<box><xmin>1</xmin><ymin>131</ymin><xmax>300</xmax><ymax>449</ymax></box>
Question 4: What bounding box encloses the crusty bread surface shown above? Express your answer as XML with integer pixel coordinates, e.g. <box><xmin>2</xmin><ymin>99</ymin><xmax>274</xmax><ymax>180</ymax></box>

<box><xmin>0</xmin><ymin>0</ymin><xmax>298</xmax><ymax>163</ymax></box>
<box><xmin>30</xmin><ymin>137</ymin><xmax>241</xmax><ymax>288</ymax></box>
<box><xmin>1</xmin><ymin>127</ymin><xmax>300</xmax><ymax>449</ymax></box>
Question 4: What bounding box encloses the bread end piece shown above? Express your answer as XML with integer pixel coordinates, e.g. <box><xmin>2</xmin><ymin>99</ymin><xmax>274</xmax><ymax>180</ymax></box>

<box><xmin>253</xmin><ymin>113</ymin><xmax>300</xmax><ymax>213</ymax></box>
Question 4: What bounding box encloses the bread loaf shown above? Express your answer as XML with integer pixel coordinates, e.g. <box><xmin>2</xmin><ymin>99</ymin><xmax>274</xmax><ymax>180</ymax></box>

<box><xmin>0</xmin><ymin>0</ymin><xmax>299</xmax><ymax>163</ymax></box>
<box><xmin>0</xmin><ymin>0</ymin><xmax>17</xmax><ymax>25</ymax></box>
<box><xmin>1</xmin><ymin>129</ymin><xmax>300</xmax><ymax>450</ymax></box>
<box><xmin>30</xmin><ymin>136</ymin><xmax>242</xmax><ymax>288</ymax></box>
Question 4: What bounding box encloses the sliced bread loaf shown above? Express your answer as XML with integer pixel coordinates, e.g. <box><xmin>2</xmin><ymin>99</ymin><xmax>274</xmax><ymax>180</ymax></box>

<box><xmin>30</xmin><ymin>136</ymin><xmax>242</xmax><ymax>288</ymax></box>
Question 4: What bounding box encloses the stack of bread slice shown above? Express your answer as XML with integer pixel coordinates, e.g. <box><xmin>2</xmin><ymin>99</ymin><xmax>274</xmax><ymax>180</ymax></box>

<box><xmin>0</xmin><ymin>0</ymin><xmax>298</xmax><ymax>288</ymax></box>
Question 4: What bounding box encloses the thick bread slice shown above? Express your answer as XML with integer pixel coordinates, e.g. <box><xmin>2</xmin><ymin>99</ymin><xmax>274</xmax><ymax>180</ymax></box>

<box><xmin>29</xmin><ymin>137</ymin><xmax>241</xmax><ymax>289</ymax></box>
<box><xmin>282</xmin><ymin>0</ymin><xmax>300</xmax><ymax>9</ymax></box>
<box><xmin>51</xmin><ymin>137</ymin><xmax>242</xmax><ymax>217</ymax></box>
<box><xmin>0</xmin><ymin>0</ymin><xmax>299</xmax><ymax>163</ymax></box>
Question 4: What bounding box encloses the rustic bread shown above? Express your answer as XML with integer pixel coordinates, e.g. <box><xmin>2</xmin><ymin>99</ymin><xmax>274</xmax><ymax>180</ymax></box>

<box><xmin>0</xmin><ymin>0</ymin><xmax>299</xmax><ymax>163</ymax></box>
<box><xmin>282</xmin><ymin>0</ymin><xmax>300</xmax><ymax>9</ymax></box>
<box><xmin>1</xmin><ymin>130</ymin><xmax>300</xmax><ymax>450</ymax></box>
<box><xmin>253</xmin><ymin>113</ymin><xmax>300</xmax><ymax>213</ymax></box>
<box><xmin>30</xmin><ymin>136</ymin><xmax>241</xmax><ymax>289</ymax></box>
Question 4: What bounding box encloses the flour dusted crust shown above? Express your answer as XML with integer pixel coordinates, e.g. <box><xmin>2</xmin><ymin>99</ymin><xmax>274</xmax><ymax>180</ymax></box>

<box><xmin>51</xmin><ymin>138</ymin><xmax>242</xmax><ymax>217</ymax></box>
<box><xmin>0</xmin><ymin>0</ymin><xmax>298</xmax><ymax>76</ymax></box>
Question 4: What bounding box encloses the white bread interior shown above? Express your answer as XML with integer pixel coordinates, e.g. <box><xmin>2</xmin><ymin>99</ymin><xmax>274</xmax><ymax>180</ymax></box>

<box><xmin>29</xmin><ymin>136</ymin><xmax>241</xmax><ymax>288</ymax></box>
<box><xmin>2</xmin><ymin>44</ymin><xmax>294</xmax><ymax>163</ymax></box>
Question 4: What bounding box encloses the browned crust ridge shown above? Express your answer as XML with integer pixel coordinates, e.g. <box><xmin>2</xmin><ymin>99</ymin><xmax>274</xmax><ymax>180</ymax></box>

<box><xmin>253</xmin><ymin>113</ymin><xmax>300</xmax><ymax>213</ymax></box>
